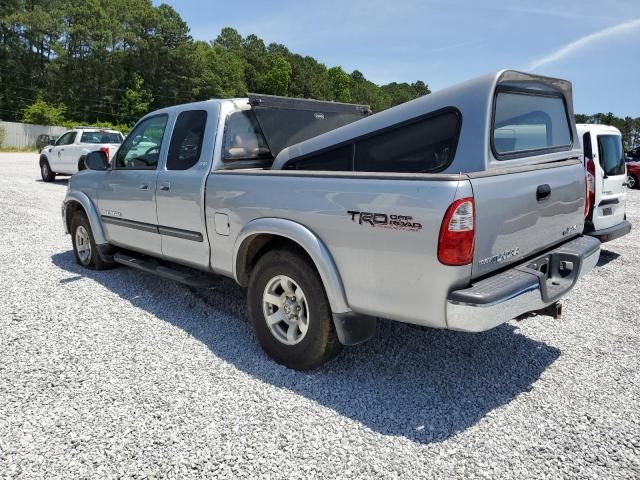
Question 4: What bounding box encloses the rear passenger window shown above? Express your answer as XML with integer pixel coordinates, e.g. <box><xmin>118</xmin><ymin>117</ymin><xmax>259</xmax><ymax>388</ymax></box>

<box><xmin>493</xmin><ymin>91</ymin><xmax>571</xmax><ymax>158</ymax></box>
<box><xmin>56</xmin><ymin>132</ymin><xmax>76</xmax><ymax>146</ymax></box>
<box><xmin>354</xmin><ymin>112</ymin><xmax>459</xmax><ymax>172</ymax></box>
<box><xmin>167</xmin><ymin>110</ymin><xmax>207</xmax><ymax>170</ymax></box>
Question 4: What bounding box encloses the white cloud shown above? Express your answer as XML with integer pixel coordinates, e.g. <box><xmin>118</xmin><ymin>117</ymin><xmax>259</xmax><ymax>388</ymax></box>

<box><xmin>527</xmin><ymin>18</ymin><xmax>640</xmax><ymax>71</ymax></box>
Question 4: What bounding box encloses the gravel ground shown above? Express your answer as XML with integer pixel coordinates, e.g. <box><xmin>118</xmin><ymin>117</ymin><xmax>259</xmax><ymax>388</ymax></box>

<box><xmin>0</xmin><ymin>152</ymin><xmax>639</xmax><ymax>479</ymax></box>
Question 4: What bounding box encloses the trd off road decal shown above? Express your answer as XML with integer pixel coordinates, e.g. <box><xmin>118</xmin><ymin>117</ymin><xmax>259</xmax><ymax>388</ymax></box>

<box><xmin>347</xmin><ymin>211</ymin><xmax>422</xmax><ymax>231</ymax></box>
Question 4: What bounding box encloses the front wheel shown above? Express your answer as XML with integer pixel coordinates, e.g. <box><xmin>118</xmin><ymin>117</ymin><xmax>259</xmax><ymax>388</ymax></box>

<box><xmin>71</xmin><ymin>212</ymin><xmax>113</xmax><ymax>270</ymax></box>
<box><xmin>248</xmin><ymin>248</ymin><xmax>341</xmax><ymax>370</ymax></box>
<box><xmin>628</xmin><ymin>175</ymin><xmax>638</xmax><ymax>189</ymax></box>
<box><xmin>40</xmin><ymin>158</ymin><xmax>55</xmax><ymax>182</ymax></box>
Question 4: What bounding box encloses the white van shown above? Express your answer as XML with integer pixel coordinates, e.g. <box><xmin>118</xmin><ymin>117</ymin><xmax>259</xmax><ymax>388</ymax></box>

<box><xmin>577</xmin><ymin>124</ymin><xmax>632</xmax><ymax>242</ymax></box>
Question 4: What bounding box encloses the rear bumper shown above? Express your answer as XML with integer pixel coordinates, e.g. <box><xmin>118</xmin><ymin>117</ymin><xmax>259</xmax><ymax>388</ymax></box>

<box><xmin>585</xmin><ymin>220</ymin><xmax>631</xmax><ymax>243</ymax></box>
<box><xmin>446</xmin><ymin>236</ymin><xmax>600</xmax><ymax>332</ymax></box>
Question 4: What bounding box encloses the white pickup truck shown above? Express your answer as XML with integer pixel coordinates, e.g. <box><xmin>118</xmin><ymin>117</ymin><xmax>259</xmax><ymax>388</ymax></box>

<box><xmin>39</xmin><ymin>127</ymin><xmax>123</xmax><ymax>182</ymax></box>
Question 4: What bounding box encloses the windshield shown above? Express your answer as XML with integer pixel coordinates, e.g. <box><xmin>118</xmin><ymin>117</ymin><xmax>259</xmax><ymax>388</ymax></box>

<box><xmin>597</xmin><ymin>134</ymin><xmax>625</xmax><ymax>176</ymax></box>
<box><xmin>81</xmin><ymin>131</ymin><xmax>123</xmax><ymax>144</ymax></box>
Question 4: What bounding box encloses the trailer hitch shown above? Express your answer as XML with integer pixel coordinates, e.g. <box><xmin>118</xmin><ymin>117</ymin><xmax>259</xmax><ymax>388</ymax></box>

<box><xmin>517</xmin><ymin>301</ymin><xmax>563</xmax><ymax>321</ymax></box>
<box><xmin>535</xmin><ymin>302</ymin><xmax>563</xmax><ymax>319</ymax></box>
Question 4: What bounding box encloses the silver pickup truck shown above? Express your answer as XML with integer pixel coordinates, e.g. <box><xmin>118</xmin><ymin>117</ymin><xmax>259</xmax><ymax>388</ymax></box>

<box><xmin>62</xmin><ymin>70</ymin><xmax>600</xmax><ymax>370</ymax></box>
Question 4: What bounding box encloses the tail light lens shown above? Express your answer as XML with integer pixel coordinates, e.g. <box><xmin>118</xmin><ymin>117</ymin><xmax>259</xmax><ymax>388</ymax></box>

<box><xmin>100</xmin><ymin>146</ymin><xmax>110</xmax><ymax>164</ymax></box>
<box><xmin>585</xmin><ymin>157</ymin><xmax>596</xmax><ymax>218</ymax></box>
<box><xmin>438</xmin><ymin>197</ymin><xmax>475</xmax><ymax>266</ymax></box>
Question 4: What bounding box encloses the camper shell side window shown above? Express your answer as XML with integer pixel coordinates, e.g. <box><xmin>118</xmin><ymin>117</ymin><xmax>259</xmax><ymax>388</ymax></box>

<box><xmin>284</xmin><ymin>108</ymin><xmax>461</xmax><ymax>173</ymax></box>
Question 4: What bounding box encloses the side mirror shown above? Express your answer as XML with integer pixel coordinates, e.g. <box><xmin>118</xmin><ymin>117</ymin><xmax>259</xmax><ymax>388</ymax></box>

<box><xmin>85</xmin><ymin>151</ymin><xmax>109</xmax><ymax>171</ymax></box>
<box><xmin>48</xmin><ymin>139</ymin><xmax>56</xmax><ymax>145</ymax></box>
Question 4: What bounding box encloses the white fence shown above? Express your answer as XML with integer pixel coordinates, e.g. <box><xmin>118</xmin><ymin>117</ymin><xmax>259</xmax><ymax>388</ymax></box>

<box><xmin>0</xmin><ymin>121</ymin><xmax>67</xmax><ymax>149</ymax></box>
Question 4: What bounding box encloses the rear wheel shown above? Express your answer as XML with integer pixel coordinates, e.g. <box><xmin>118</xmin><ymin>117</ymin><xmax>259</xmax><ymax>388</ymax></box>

<box><xmin>71</xmin><ymin>211</ymin><xmax>113</xmax><ymax>270</ymax></box>
<box><xmin>78</xmin><ymin>156</ymin><xmax>86</xmax><ymax>171</ymax></box>
<box><xmin>40</xmin><ymin>158</ymin><xmax>55</xmax><ymax>182</ymax></box>
<box><xmin>248</xmin><ymin>248</ymin><xmax>341</xmax><ymax>370</ymax></box>
<box><xmin>628</xmin><ymin>175</ymin><xmax>638</xmax><ymax>189</ymax></box>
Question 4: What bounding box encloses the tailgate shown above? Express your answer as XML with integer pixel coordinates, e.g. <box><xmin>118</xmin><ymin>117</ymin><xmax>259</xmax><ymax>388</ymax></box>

<box><xmin>470</xmin><ymin>160</ymin><xmax>586</xmax><ymax>278</ymax></box>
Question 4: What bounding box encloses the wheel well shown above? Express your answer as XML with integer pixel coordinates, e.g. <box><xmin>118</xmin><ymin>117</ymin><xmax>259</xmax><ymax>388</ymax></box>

<box><xmin>65</xmin><ymin>201</ymin><xmax>85</xmax><ymax>232</ymax></box>
<box><xmin>236</xmin><ymin>234</ymin><xmax>314</xmax><ymax>287</ymax></box>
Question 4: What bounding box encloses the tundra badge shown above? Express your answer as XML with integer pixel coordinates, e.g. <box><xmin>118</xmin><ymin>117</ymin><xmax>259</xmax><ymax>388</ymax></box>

<box><xmin>478</xmin><ymin>247</ymin><xmax>520</xmax><ymax>266</ymax></box>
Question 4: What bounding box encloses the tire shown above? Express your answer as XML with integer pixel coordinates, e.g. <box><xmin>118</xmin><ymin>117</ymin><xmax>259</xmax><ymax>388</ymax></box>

<box><xmin>248</xmin><ymin>248</ymin><xmax>342</xmax><ymax>370</ymax></box>
<box><xmin>628</xmin><ymin>175</ymin><xmax>638</xmax><ymax>189</ymax></box>
<box><xmin>40</xmin><ymin>158</ymin><xmax>55</xmax><ymax>182</ymax></box>
<box><xmin>78</xmin><ymin>156</ymin><xmax>86</xmax><ymax>171</ymax></box>
<box><xmin>70</xmin><ymin>211</ymin><xmax>113</xmax><ymax>270</ymax></box>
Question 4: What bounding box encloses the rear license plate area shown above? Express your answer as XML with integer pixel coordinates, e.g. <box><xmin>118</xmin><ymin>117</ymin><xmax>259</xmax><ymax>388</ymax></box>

<box><xmin>602</xmin><ymin>207</ymin><xmax>613</xmax><ymax>216</ymax></box>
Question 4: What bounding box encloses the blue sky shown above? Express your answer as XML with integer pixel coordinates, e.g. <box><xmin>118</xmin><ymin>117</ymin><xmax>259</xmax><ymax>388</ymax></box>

<box><xmin>157</xmin><ymin>0</ymin><xmax>640</xmax><ymax>117</ymax></box>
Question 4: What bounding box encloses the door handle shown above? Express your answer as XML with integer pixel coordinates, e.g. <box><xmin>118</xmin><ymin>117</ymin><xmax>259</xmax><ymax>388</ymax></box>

<box><xmin>159</xmin><ymin>182</ymin><xmax>171</xmax><ymax>191</ymax></box>
<box><xmin>536</xmin><ymin>184</ymin><xmax>551</xmax><ymax>201</ymax></box>
<box><xmin>139</xmin><ymin>184</ymin><xmax>150</xmax><ymax>190</ymax></box>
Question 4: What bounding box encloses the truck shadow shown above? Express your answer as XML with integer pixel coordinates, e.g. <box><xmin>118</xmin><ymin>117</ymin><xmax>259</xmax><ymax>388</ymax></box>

<box><xmin>51</xmin><ymin>250</ymin><xmax>560</xmax><ymax>444</ymax></box>
<box><xmin>596</xmin><ymin>249</ymin><xmax>621</xmax><ymax>267</ymax></box>
<box><xmin>35</xmin><ymin>178</ymin><xmax>69</xmax><ymax>186</ymax></box>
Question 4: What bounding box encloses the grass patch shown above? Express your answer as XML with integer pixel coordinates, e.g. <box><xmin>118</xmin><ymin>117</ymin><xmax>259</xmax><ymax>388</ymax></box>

<box><xmin>0</xmin><ymin>147</ymin><xmax>39</xmax><ymax>153</ymax></box>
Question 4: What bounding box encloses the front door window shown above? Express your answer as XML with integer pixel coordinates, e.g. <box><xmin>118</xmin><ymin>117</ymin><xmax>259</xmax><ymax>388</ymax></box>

<box><xmin>114</xmin><ymin>115</ymin><xmax>168</xmax><ymax>170</ymax></box>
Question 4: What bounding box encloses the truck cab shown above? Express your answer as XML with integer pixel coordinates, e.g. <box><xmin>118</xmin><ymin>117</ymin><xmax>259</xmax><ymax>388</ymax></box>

<box><xmin>577</xmin><ymin>124</ymin><xmax>632</xmax><ymax>242</ymax></box>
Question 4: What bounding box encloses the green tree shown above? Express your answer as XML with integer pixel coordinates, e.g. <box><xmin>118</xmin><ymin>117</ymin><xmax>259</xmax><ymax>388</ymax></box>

<box><xmin>22</xmin><ymin>99</ymin><xmax>66</xmax><ymax>125</ymax></box>
<box><xmin>258</xmin><ymin>55</ymin><xmax>292</xmax><ymax>96</ymax></box>
<box><xmin>215</xmin><ymin>27</ymin><xmax>243</xmax><ymax>52</ymax></box>
<box><xmin>118</xmin><ymin>74</ymin><xmax>153</xmax><ymax>126</ymax></box>
<box><xmin>349</xmin><ymin>70</ymin><xmax>388</xmax><ymax>111</ymax></box>
<box><xmin>289</xmin><ymin>55</ymin><xmax>331</xmax><ymax>100</ymax></box>
<box><xmin>189</xmin><ymin>41</ymin><xmax>247</xmax><ymax>99</ymax></box>
<box><xmin>327</xmin><ymin>66</ymin><xmax>352</xmax><ymax>103</ymax></box>
<box><xmin>412</xmin><ymin>80</ymin><xmax>430</xmax><ymax>97</ymax></box>
<box><xmin>242</xmin><ymin>34</ymin><xmax>268</xmax><ymax>92</ymax></box>
<box><xmin>0</xmin><ymin>2</ymin><xmax>436</xmax><ymax>125</ymax></box>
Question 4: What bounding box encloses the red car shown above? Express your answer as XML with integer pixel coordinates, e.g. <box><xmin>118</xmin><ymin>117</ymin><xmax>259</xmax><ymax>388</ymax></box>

<box><xmin>627</xmin><ymin>161</ymin><xmax>640</xmax><ymax>189</ymax></box>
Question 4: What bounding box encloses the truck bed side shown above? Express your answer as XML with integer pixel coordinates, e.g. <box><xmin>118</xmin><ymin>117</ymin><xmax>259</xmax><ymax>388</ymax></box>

<box><xmin>205</xmin><ymin>170</ymin><xmax>472</xmax><ymax>328</ymax></box>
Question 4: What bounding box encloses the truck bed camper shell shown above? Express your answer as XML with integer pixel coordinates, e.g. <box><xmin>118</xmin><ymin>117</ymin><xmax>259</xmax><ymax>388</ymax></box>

<box><xmin>271</xmin><ymin>70</ymin><xmax>580</xmax><ymax>173</ymax></box>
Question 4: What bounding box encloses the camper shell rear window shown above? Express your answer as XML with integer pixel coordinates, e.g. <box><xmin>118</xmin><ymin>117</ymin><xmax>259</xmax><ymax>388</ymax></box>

<box><xmin>492</xmin><ymin>88</ymin><xmax>572</xmax><ymax>160</ymax></box>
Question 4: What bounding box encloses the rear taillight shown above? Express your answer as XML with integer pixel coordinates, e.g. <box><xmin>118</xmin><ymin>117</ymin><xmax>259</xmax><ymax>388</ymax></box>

<box><xmin>585</xmin><ymin>157</ymin><xmax>595</xmax><ymax>218</ymax></box>
<box><xmin>100</xmin><ymin>146</ymin><xmax>110</xmax><ymax>164</ymax></box>
<box><xmin>438</xmin><ymin>197</ymin><xmax>475</xmax><ymax>266</ymax></box>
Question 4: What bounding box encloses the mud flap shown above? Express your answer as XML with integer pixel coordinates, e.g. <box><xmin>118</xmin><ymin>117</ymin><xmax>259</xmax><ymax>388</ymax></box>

<box><xmin>332</xmin><ymin>312</ymin><xmax>377</xmax><ymax>346</ymax></box>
